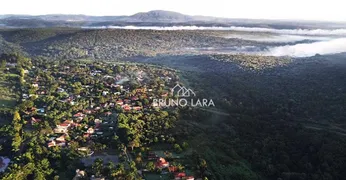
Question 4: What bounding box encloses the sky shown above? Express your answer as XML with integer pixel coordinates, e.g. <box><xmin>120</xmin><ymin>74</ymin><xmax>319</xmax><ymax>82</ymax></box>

<box><xmin>0</xmin><ymin>0</ymin><xmax>345</xmax><ymax>22</ymax></box>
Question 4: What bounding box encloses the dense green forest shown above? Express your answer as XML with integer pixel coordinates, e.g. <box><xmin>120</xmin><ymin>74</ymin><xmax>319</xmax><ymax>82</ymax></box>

<box><xmin>0</xmin><ymin>28</ymin><xmax>267</xmax><ymax>60</ymax></box>
<box><xmin>129</xmin><ymin>53</ymin><xmax>346</xmax><ymax>180</ymax></box>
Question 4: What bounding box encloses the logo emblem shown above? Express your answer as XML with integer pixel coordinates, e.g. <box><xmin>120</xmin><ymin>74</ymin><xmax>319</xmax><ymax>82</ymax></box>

<box><xmin>171</xmin><ymin>84</ymin><xmax>196</xmax><ymax>97</ymax></box>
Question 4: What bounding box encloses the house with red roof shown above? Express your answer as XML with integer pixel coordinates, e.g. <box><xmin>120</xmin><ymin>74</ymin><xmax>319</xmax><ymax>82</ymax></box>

<box><xmin>122</xmin><ymin>105</ymin><xmax>131</xmax><ymax>111</ymax></box>
<box><xmin>47</xmin><ymin>140</ymin><xmax>66</xmax><ymax>148</ymax></box>
<box><xmin>73</xmin><ymin>112</ymin><xmax>85</xmax><ymax>118</ymax></box>
<box><xmin>83</xmin><ymin>109</ymin><xmax>93</xmax><ymax>114</ymax></box>
<box><xmin>174</xmin><ymin>172</ymin><xmax>186</xmax><ymax>180</ymax></box>
<box><xmin>54</xmin><ymin>120</ymin><xmax>74</xmax><ymax>133</ymax></box>
<box><xmin>168</xmin><ymin>166</ymin><xmax>178</xmax><ymax>172</ymax></box>
<box><xmin>155</xmin><ymin>157</ymin><xmax>169</xmax><ymax>169</ymax></box>
<box><xmin>116</xmin><ymin>100</ymin><xmax>124</xmax><ymax>106</ymax></box>
<box><xmin>132</xmin><ymin>106</ymin><xmax>142</xmax><ymax>111</ymax></box>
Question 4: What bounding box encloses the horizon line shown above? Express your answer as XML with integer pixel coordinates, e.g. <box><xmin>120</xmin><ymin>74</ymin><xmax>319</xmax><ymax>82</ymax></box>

<box><xmin>1</xmin><ymin>10</ymin><xmax>346</xmax><ymax>24</ymax></box>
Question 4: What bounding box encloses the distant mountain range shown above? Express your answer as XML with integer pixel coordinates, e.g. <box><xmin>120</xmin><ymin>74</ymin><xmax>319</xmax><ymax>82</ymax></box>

<box><xmin>0</xmin><ymin>10</ymin><xmax>229</xmax><ymax>22</ymax></box>
<box><xmin>1</xmin><ymin>10</ymin><xmax>346</xmax><ymax>29</ymax></box>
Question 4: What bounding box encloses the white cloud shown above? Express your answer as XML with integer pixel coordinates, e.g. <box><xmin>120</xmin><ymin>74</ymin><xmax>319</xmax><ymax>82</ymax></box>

<box><xmin>265</xmin><ymin>38</ymin><xmax>346</xmax><ymax>57</ymax></box>
<box><xmin>225</xmin><ymin>34</ymin><xmax>332</xmax><ymax>43</ymax></box>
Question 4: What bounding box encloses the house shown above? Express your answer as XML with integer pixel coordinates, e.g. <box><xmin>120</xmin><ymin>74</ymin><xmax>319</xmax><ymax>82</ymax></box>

<box><xmin>74</xmin><ymin>112</ymin><xmax>85</xmax><ymax>118</ymax></box>
<box><xmin>83</xmin><ymin>109</ymin><xmax>93</xmax><ymax>114</ymax></box>
<box><xmin>103</xmin><ymin>75</ymin><xmax>113</xmax><ymax>79</ymax></box>
<box><xmin>185</xmin><ymin>176</ymin><xmax>194</xmax><ymax>180</ymax></box>
<box><xmin>56</xmin><ymin>141</ymin><xmax>66</xmax><ymax>147</ymax></box>
<box><xmin>104</xmin><ymin>112</ymin><xmax>112</xmax><ymax>116</ymax></box>
<box><xmin>94</xmin><ymin>119</ymin><xmax>102</xmax><ymax>124</ymax></box>
<box><xmin>57</xmin><ymin>87</ymin><xmax>65</xmax><ymax>93</ymax></box>
<box><xmin>155</xmin><ymin>157</ymin><xmax>169</xmax><ymax>169</ymax></box>
<box><xmin>77</xmin><ymin>147</ymin><xmax>89</xmax><ymax>152</ymax></box>
<box><xmin>75</xmin><ymin>116</ymin><xmax>83</xmax><ymax>122</ymax></box>
<box><xmin>54</xmin><ymin>128</ymin><xmax>68</xmax><ymax>134</ymax></box>
<box><xmin>102</xmin><ymin>91</ymin><xmax>109</xmax><ymax>96</ymax></box>
<box><xmin>174</xmin><ymin>172</ymin><xmax>186</xmax><ymax>179</ymax></box>
<box><xmin>132</xmin><ymin>106</ymin><xmax>142</xmax><ymax>111</ymax></box>
<box><xmin>48</xmin><ymin>138</ymin><xmax>66</xmax><ymax>147</ymax></box>
<box><xmin>48</xmin><ymin>141</ymin><xmax>56</xmax><ymax>148</ymax></box>
<box><xmin>87</xmin><ymin>128</ymin><xmax>95</xmax><ymax>134</ymax></box>
<box><xmin>32</xmin><ymin>83</ymin><xmax>39</xmax><ymax>88</ymax></box>
<box><xmin>56</xmin><ymin>134</ymin><xmax>68</xmax><ymax>142</ymax></box>
<box><xmin>57</xmin><ymin>123</ymin><xmax>70</xmax><ymax>129</ymax></box>
<box><xmin>100</xmin><ymin>103</ymin><xmax>108</xmax><ymax>108</ymax></box>
<box><xmin>38</xmin><ymin>91</ymin><xmax>46</xmax><ymax>95</ymax></box>
<box><xmin>116</xmin><ymin>100</ymin><xmax>124</xmax><ymax>106</ymax></box>
<box><xmin>122</xmin><ymin>105</ymin><xmax>131</xmax><ymax>111</ymax></box>
<box><xmin>74</xmin><ymin>169</ymin><xmax>86</xmax><ymax>179</ymax></box>
<box><xmin>168</xmin><ymin>166</ymin><xmax>178</xmax><ymax>172</ymax></box>
<box><xmin>31</xmin><ymin>117</ymin><xmax>41</xmax><ymax>125</ymax></box>
<box><xmin>63</xmin><ymin>120</ymin><xmax>74</xmax><ymax>125</ymax></box>
<box><xmin>55</xmin><ymin>120</ymin><xmax>73</xmax><ymax>133</ymax></box>
<box><xmin>37</xmin><ymin>108</ymin><xmax>45</xmax><ymax>113</ymax></box>
<box><xmin>96</xmin><ymin>132</ymin><xmax>103</xmax><ymax>135</ymax></box>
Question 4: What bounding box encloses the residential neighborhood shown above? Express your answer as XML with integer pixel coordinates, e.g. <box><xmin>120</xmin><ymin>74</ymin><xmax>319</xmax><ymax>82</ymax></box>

<box><xmin>7</xmin><ymin>58</ymin><xmax>200</xmax><ymax>179</ymax></box>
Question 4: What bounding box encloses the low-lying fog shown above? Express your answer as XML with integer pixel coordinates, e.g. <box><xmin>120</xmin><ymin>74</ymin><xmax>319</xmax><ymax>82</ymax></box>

<box><xmin>84</xmin><ymin>25</ymin><xmax>346</xmax><ymax>57</ymax></box>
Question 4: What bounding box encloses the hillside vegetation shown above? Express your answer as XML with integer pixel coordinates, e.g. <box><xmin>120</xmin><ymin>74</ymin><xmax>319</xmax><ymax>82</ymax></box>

<box><xmin>0</xmin><ymin>29</ymin><xmax>259</xmax><ymax>59</ymax></box>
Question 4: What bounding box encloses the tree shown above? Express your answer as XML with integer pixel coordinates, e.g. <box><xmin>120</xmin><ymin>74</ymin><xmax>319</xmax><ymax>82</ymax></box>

<box><xmin>13</xmin><ymin>110</ymin><xmax>21</xmax><ymax>122</ymax></box>
<box><xmin>128</xmin><ymin>137</ymin><xmax>140</xmax><ymax>151</ymax></box>
<box><xmin>182</xmin><ymin>141</ymin><xmax>189</xmax><ymax>150</ymax></box>
<box><xmin>92</xmin><ymin>158</ymin><xmax>104</xmax><ymax>177</ymax></box>
<box><xmin>174</xmin><ymin>144</ymin><xmax>182</xmax><ymax>153</ymax></box>
<box><xmin>12</xmin><ymin>133</ymin><xmax>22</xmax><ymax>152</ymax></box>
<box><xmin>146</xmin><ymin>161</ymin><xmax>155</xmax><ymax>171</ymax></box>
<box><xmin>0</xmin><ymin>60</ymin><xmax>6</xmax><ymax>70</ymax></box>
<box><xmin>135</xmin><ymin>153</ymin><xmax>142</xmax><ymax>165</ymax></box>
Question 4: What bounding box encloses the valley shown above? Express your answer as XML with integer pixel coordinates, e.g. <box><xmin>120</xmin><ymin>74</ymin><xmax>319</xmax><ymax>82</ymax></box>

<box><xmin>0</xmin><ymin>26</ymin><xmax>346</xmax><ymax>180</ymax></box>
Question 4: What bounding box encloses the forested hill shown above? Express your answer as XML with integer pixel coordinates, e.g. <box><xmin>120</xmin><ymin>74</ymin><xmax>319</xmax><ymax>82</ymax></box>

<box><xmin>0</xmin><ymin>28</ymin><xmax>258</xmax><ymax>59</ymax></box>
